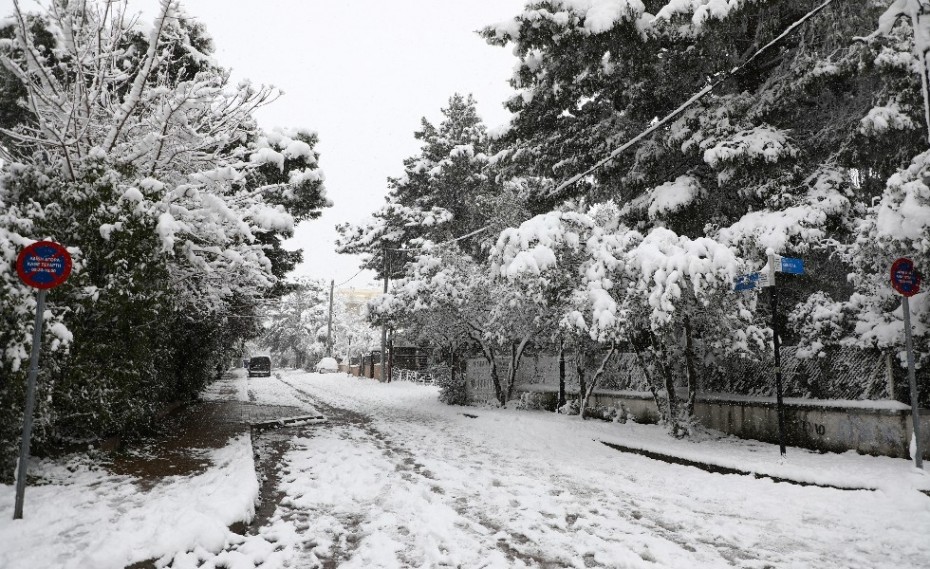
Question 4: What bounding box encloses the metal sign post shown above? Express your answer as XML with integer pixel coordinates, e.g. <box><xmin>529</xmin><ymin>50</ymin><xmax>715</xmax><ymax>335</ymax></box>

<box><xmin>890</xmin><ymin>257</ymin><xmax>922</xmax><ymax>468</ymax></box>
<box><xmin>13</xmin><ymin>289</ymin><xmax>46</xmax><ymax>520</ymax></box>
<box><xmin>12</xmin><ymin>241</ymin><xmax>72</xmax><ymax>520</ymax></box>
<box><xmin>734</xmin><ymin>253</ymin><xmax>805</xmax><ymax>457</ymax></box>
<box><xmin>767</xmin><ymin>252</ymin><xmax>788</xmax><ymax>457</ymax></box>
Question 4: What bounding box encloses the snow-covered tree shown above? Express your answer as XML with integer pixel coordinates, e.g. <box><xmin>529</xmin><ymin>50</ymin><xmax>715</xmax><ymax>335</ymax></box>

<box><xmin>261</xmin><ymin>280</ymin><xmax>329</xmax><ymax>368</ymax></box>
<box><xmin>497</xmin><ymin>202</ymin><xmax>766</xmax><ymax>432</ymax></box>
<box><xmin>494</xmin><ymin>207</ymin><xmax>612</xmax><ymax>417</ymax></box>
<box><xmin>483</xmin><ymin>0</ymin><xmax>929</xmax><ymax>410</ymax></box>
<box><xmin>371</xmin><ymin>246</ymin><xmax>545</xmax><ymax>406</ymax></box>
<box><xmin>780</xmin><ymin>1</ymin><xmax>930</xmax><ymax>405</ymax></box>
<box><xmin>262</xmin><ymin>279</ymin><xmax>380</xmax><ymax>368</ymax></box>
<box><xmin>0</xmin><ymin>0</ymin><xmax>328</xmax><ymax>477</ymax></box>
<box><xmin>792</xmin><ymin>147</ymin><xmax>930</xmax><ymax>404</ymax></box>
<box><xmin>484</xmin><ymin>0</ymin><xmax>922</xmax><ymax>292</ymax></box>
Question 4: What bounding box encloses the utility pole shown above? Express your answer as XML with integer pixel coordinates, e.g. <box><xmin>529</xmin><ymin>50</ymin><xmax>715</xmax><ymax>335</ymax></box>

<box><xmin>326</xmin><ymin>279</ymin><xmax>334</xmax><ymax>357</ymax></box>
<box><xmin>381</xmin><ymin>247</ymin><xmax>388</xmax><ymax>381</ymax></box>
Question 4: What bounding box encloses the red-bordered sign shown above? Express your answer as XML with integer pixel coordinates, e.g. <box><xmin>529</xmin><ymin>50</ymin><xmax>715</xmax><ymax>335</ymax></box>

<box><xmin>16</xmin><ymin>241</ymin><xmax>72</xmax><ymax>289</ymax></box>
<box><xmin>890</xmin><ymin>257</ymin><xmax>920</xmax><ymax>297</ymax></box>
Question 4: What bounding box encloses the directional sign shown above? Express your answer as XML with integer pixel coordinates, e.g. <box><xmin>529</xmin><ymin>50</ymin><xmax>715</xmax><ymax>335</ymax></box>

<box><xmin>777</xmin><ymin>256</ymin><xmax>804</xmax><ymax>275</ymax></box>
<box><xmin>734</xmin><ymin>271</ymin><xmax>773</xmax><ymax>291</ymax></box>
<box><xmin>757</xmin><ymin>270</ymin><xmax>772</xmax><ymax>288</ymax></box>
<box><xmin>16</xmin><ymin>241</ymin><xmax>72</xmax><ymax>289</ymax></box>
<box><xmin>734</xmin><ymin>273</ymin><xmax>759</xmax><ymax>292</ymax></box>
<box><xmin>890</xmin><ymin>257</ymin><xmax>920</xmax><ymax>297</ymax></box>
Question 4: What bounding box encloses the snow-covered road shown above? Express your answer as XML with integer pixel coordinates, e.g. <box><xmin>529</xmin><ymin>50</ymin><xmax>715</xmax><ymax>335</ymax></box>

<box><xmin>182</xmin><ymin>370</ymin><xmax>930</xmax><ymax>569</ymax></box>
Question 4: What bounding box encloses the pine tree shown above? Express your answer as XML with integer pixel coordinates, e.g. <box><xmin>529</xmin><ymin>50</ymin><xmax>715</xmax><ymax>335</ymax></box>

<box><xmin>483</xmin><ymin>0</ymin><xmax>923</xmax><ymax>290</ymax></box>
<box><xmin>482</xmin><ymin>0</ymin><xmax>929</xmax><ymax>410</ymax></box>
<box><xmin>337</xmin><ymin>93</ymin><xmax>500</xmax><ymax>278</ymax></box>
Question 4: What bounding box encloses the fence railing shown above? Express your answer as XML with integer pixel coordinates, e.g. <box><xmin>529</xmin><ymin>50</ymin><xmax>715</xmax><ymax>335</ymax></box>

<box><xmin>393</xmin><ymin>368</ymin><xmax>433</xmax><ymax>384</ymax></box>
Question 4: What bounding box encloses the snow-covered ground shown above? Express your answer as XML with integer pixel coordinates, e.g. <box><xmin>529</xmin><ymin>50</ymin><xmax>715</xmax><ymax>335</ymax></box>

<box><xmin>2</xmin><ymin>370</ymin><xmax>929</xmax><ymax>568</ymax></box>
<box><xmin>0</xmin><ymin>374</ymin><xmax>259</xmax><ymax>569</ymax></box>
<box><xmin>195</xmin><ymin>370</ymin><xmax>930</xmax><ymax>568</ymax></box>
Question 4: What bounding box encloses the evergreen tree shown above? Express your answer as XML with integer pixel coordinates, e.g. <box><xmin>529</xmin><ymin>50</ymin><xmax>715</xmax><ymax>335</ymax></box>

<box><xmin>337</xmin><ymin>93</ymin><xmax>500</xmax><ymax>278</ymax></box>
<box><xmin>483</xmin><ymin>0</ymin><xmax>924</xmax><ymax>295</ymax></box>
<box><xmin>481</xmin><ymin>0</ymin><xmax>929</xmax><ymax>410</ymax></box>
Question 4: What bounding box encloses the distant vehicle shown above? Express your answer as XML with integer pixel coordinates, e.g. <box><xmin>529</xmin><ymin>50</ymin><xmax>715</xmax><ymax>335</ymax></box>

<box><xmin>315</xmin><ymin>357</ymin><xmax>339</xmax><ymax>373</ymax></box>
<box><xmin>248</xmin><ymin>356</ymin><xmax>272</xmax><ymax>378</ymax></box>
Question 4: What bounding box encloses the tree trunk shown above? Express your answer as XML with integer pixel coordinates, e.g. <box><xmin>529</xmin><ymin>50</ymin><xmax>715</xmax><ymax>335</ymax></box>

<box><xmin>650</xmin><ymin>332</ymin><xmax>679</xmax><ymax>431</ymax></box>
<box><xmin>505</xmin><ymin>335</ymin><xmax>532</xmax><ymax>402</ymax></box>
<box><xmin>683</xmin><ymin>314</ymin><xmax>698</xmax><ymax>421</ymax></box>
<box><xmin>558</xmin><ymin>339</ymin><xmax>566</xmax><ymax>412</ymax></box>
<box><xmin>579</xmin><ymin>343</ymin><xmax>616</xmax><ymax>420</ymax></box>
<box><xmin>574</xmin><ymin>351</ymin><xmax>588</xmax><ymax>417</ymax></box>
<box><xmin>631</xmin><ymin>339</ymin><xmax>664</xmax><ymax>421</ymax></box>
<box><xmin>467</xmin><ymin>328</ymin><xmax>505</xmax><ymax>405</ymax></box>
<box><xmin>489</xmin><ymin>352</ymin><xmax>503</xmax><ymax>405</ymax></box>
<box><xmin>483</xmin><ymin>344</ymin><xmax>504</xmax><ymax>405</ymax></box>
<box><xmin>449</xmin><ymin>343</ymin><xmax>456</xmax><ymax>387</ymax></box>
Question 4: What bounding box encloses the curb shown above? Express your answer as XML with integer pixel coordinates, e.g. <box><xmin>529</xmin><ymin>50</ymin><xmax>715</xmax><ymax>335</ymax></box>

<box><xmin>250</xmin><ymin>415</ymin><xmax>326</xmax><ymax>430</ymax></box>
<box><xmin>599</xmin><ymin>440</ymin><xmax>877</xmax><ymax>492</ymax></box>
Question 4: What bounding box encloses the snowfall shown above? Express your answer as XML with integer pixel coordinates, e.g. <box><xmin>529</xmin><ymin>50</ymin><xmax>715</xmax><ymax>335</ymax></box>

<box><xmin>1</xmin><ymin>369</ymin><xmax>929</xmax><ymax>569</ymax></box>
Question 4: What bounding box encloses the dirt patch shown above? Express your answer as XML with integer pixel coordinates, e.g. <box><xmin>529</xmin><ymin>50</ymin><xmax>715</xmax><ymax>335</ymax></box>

<box><xmin>248</xmin><ymin>428</ymin><xmax>295</xmax><ymax>530</ymax></box>
<box><xmin>108</xmin><ymin>401</ymin><xmax>248</xmax><ymax>482</ymax></box>
<box><xmin>108</xmin><ymin>400</ymin><xmax>308</xmax><ymax>481</ymax></box>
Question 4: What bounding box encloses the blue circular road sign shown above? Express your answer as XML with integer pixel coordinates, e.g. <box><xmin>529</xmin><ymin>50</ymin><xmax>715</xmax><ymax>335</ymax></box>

<box><xmin>890</xmin><ymin>257</ymin><xmax>920</xmax><ymax>297</ymax></box>
<box><xmin>16</xmin><ymin>241</ymin><xmax>72</xmax><ymax>289</ymax></box>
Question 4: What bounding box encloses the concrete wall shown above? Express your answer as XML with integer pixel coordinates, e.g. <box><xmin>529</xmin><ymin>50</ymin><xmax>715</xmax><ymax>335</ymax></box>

<box><xmin>342</xmin><ymin>363</ymin><xmax>384</xmax><ymax>380</ymax></box>
<box><xmin>465</xmin><ymin>356</ymin><xmax>930</xmax><ymax>460</ymax></box>
<box><xmin>693</xmin><ymin>397</ymin><xmax>929</xmax><ymax>459</ymax></box>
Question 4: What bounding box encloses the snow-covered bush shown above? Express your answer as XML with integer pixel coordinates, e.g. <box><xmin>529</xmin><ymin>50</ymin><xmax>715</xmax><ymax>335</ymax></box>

<box><xmin>558</xmin><ymin>399</ymin><xmax>580</xmax><ymax>416</ymax></box>
<box><xmin>433</xmin><ymin>365</ymin><xmax>467</xmax><ymax>406</ymax></box>
<box><xmin>514</xmin><ymin>391</ymin><xmax>556</xmax><ymax>411</ymax></box>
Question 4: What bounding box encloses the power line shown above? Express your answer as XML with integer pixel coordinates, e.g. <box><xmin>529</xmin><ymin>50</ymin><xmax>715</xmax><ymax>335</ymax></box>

<box><xmin>335</xmin><ymin>267</ymin><xmax>366</xmax><ymax>287</ymax></box>
<box><xmin>384</xmin><ymin>224</ymin><xmax>492</xmax><ymax>253</ymax></box>
<box><xmin>548</xmin><ymin>0</ymin><xmax>837</xmax><ymax>200</ymax></box>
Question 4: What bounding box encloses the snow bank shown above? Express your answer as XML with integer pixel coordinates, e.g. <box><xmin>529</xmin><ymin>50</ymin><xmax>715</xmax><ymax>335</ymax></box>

<box><xmin>0</xmin><ymin>435</ymin><xmax>258</xmax><ymax>569</ymax></box>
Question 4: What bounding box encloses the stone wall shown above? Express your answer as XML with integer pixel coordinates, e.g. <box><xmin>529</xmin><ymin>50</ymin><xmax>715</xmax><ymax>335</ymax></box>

<box><xmin>464</xmin><ymin>355</ymin><xmax>930</xmax><ymax>460</ymax></box>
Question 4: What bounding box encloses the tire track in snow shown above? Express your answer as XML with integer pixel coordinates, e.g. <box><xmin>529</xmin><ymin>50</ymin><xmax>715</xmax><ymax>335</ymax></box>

<box><xmin>266</xmin><ymin>374</ymin><xmax>926</xmax><ymax>569</ymax></box>
<box><xmin>277</xmin><ymin>376</ymin><xmax>737</xmax><ymax>568</ymax></box>
<box><xmin>276</xmin><ymin>375</ymin><xmax>576</xmax><ymax>568</ymax></box>
<box><xmin>276</xmin><ymin>375</ymin><xmax>782</xmax><ymax>567</ymax></box>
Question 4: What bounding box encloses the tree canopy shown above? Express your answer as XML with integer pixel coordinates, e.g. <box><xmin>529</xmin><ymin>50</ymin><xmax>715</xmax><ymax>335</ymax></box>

<box><xmin>0</xmin><ymin>0</ymin><xmax>330</xmax><ymax>477</ymax></box>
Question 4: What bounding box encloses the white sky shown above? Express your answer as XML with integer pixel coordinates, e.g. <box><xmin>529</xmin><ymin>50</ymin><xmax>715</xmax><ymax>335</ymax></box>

<box><xmin>2</xmin><ymin>0</ymin><xmax>525</xmax><ymax>288</ymax></box>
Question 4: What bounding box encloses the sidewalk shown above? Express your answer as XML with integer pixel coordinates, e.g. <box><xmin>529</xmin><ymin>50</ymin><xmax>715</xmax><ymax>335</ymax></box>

<box><xmin>595</xmin><ymin>421</ymin><xmax>930</xmax><ymax>495</ymax></box>
<box><xmin>0</xmin><ymin>370</ymin><xmax>306</xmax><ymax>569</ymax></box>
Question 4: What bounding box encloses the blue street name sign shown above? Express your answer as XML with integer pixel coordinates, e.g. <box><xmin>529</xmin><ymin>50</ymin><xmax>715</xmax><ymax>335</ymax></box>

<box><xmin>777</xmin><ymin>256</ymin><xmax>804</xmax><ymax>275</ymax></box>
<box><xmin>734</xmin><ymin>272</ymin><xmax>760</xmax><ymax>291</ymax></box>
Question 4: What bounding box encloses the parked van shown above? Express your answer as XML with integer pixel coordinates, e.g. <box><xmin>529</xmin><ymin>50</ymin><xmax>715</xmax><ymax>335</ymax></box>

<box><xmin>248</xmin><ymin>356</ymin><xmax>272</xmax><ymax>378</ymax></box>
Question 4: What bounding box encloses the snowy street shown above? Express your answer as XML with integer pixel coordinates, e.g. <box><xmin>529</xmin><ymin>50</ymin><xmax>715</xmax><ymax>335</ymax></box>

<box><xmin>192</xmin><ymin>371</ymin><xmax>929</xmax><ymax>569</ymax></box>
<box><xmin>2</xmin><ymin>1</ymin><xmax>930</xmax><ymax>568</ymax></box>
<box><xmin>1</xmin><ymin>369</ymin><xmax>929</xmax><ymax>568</ymax></box>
